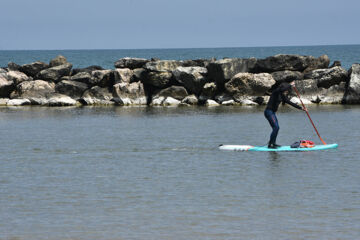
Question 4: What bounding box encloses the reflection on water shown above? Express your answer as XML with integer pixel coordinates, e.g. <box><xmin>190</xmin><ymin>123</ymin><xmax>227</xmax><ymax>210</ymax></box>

<box><xmin>0</xmin><ymin>105</ymin><xmax>359</xmax><ymax>240</ymax></box>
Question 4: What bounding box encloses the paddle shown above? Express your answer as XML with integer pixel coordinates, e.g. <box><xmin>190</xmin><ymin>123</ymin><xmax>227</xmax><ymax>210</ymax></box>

<box><xmin>292</xmin><ymin>85</ymin><xmax>327</xmax><ymax>145</ymax></box>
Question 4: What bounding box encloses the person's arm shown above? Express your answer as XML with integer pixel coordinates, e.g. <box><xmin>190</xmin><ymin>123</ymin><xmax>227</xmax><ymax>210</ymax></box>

<box><xmin>281</xmin><ymin>92</ymin><xmax>302</xmax><ymax>110</ymax></box>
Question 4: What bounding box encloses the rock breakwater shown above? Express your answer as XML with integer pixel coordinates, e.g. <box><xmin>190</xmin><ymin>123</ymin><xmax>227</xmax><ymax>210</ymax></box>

<box><xmin>1</xmin><ymin>54</ymin><xmax>359</xmax><ymax>106</ymax></box>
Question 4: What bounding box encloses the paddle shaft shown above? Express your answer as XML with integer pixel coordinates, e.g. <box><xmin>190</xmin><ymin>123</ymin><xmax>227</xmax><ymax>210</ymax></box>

<box><xmin>292</xmin><ymin>86</ymin><xmax>327</xmax><ymax>145</ymax></box>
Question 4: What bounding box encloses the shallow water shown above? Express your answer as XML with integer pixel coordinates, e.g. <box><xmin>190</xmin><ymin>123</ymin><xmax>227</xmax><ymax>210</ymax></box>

<box><xmin>0</xmin><ymin>105</ymin><xmax>359</xmax><ymax>240</ymax></box>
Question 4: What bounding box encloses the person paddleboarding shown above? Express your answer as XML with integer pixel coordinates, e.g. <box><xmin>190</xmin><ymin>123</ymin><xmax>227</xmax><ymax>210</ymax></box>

<box><xmin>264</xmin><ymin>82</ymin><xmax>307</xmax><ymax>149</ymax></box>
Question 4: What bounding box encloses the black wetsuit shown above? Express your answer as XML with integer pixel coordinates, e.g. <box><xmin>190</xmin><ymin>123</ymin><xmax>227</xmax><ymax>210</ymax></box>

<box><xmin>264</xmin><ymin>85</ymin><xmax>302</xmax><ymax>145</ymax></box>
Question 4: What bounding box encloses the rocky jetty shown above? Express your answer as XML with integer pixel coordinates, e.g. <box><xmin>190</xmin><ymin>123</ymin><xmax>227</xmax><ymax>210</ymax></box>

<box><xmin>1</xmin><ymin>55</ymin><xmax>359</xmax><ymax>107</ymax></box>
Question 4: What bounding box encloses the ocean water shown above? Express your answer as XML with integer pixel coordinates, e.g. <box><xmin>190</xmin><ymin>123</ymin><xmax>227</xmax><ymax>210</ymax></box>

<box><xmin>1</xmin><ymin>44</ymin><xmax>360</xmax><ymax>70</ymax></box>
<box><xmin>0</xmin><ymin>105</ymin><xmax>360</xmax><ymax>240</ymax></box>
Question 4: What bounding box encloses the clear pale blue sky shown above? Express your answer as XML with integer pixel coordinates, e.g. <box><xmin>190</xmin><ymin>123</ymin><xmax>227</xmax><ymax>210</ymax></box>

<box><xmin>1</xmin><ymin>0</ymin><xmax>359</xmax><ymax>50</ymax></box>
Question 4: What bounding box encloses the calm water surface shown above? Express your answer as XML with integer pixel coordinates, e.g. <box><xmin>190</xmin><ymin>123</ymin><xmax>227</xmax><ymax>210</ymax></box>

<box><xmin>0</xmin><ymin>105</ymin><xmax>359</xmax><ymax>240</ymax></box>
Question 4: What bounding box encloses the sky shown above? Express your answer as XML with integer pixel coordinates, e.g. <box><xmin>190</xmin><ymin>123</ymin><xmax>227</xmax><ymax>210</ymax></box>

<box><xmin>1</xmin><ymin>0</ymin><xmax>359</xmax><ymax>50</ymax></box>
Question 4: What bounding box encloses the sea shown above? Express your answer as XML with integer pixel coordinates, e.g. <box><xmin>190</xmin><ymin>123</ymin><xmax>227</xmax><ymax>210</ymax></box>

<box><xmin>1</xmin><ymin>45</ymin><xmax>360</xmax><ymax>240</ymax></box>
<box><xmin>1</xmin><ymin>44</ymin><xmax>360</xmax><ymax>70</ymax></box>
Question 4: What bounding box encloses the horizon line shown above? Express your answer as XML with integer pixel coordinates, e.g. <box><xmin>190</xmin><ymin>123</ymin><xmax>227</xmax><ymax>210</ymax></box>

<box><xmin>1</xmin><ymin>43</ymin><xmax>359</xmax><ymax>51</ymax></box>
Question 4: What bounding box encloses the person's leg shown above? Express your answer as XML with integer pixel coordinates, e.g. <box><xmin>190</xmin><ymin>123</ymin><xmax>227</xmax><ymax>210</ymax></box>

<box><xmin>264</xmin><ymin>109</ymin><xmax>280</xmax><ymax>146</ymax></box>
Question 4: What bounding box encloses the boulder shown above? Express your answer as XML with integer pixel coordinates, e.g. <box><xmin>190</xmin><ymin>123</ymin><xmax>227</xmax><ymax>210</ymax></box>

<box><xmin>91</xmin><ymin>70</ymin><xmax>116</xmax><ymax>87</ymax></box>
<box><xmin>145</xmin><ymin>60</ymin><xmax>183</xmax><ymax>72</ymax></box>
<box><xmin>0</xmin><ymin>68</ymin><xmax>7</xmax><ymax>75</ymax></box>
<box><xmin>132</xmin><ymin>68</ymin><xmax>147</xmax><ymax>82</ymax></box>
<box><xmin>55</xmin><ymin>80</ymin><xmax>89</xmax><ymax>99</ymax></box>
<box><xmin>19</xmin><ymin>61</ymin><xmax>49</xmax><ymax>77</ymax></box>
<box><xmin>303</xmin><ymin>54</ymin><xmax>330</xmax><ymax>72</ymax></box>
<box><xmin>144</xmin><ymin>71</ymin><xmax>173</xmax><ymax>88</ymax></box>
<box><xmin>0</xmin><ymin>75</ymin><xmax>15</xmax><ymax>98</ymax></box>
<box><xmin>37</xmin><ymin>63</ymin><xmax>72</xmax><ymax>82</ymax></box>
<box><xmin>294</xmin><ymin>79</ymin><xmax>319</xmax><ymax>95</ymax></box>
<box><xmin>256</xmin><ymin>54</ymin><xmax>329</xmax><ymax>73</ymax></box>
<box><xmin>214</xmin><ymin>93</ymin><xmax>233</xmax><ymax>103</ymax></box>
<box><xmin>0</xmin><ymin>98</ymin><xmax>9</xmax><ymax>105</ymax></box>
<box><xmin>294</xmin><ymin>79</ymin><xmax>346</xmax><ymax>104</ymax></box>
<box><xmin>151</xmin><ymin>96</ymin><xmax>165</xmax><ymax>106</ymax></box>
<box><xmin>271</xmin><ymin>70</ymin><xmax>303</xmax><ymax>83</ymax></box>
<box><xmin>7</xmin><ymin>98</ymin><xmax>31</xmax><ymax>106</ymax></box>
<box><xmin>225</xmin><ymin>72</ymin><xmax>275</xmax><ymax>96</ymax></box>
<box><xmin>70</xmin><ymin>72</ymin><xmax>93</xmax><ymax>84</ymax></box>
<box><xmin>6</xmin><ymin>71</ymin><xmax>31</xmax><ymax>85</ymax></box>
<box><xmin>114</xmin><ymin>68</ymin><xmax>133</xmax><ymax>83</ymax></box>
<box><xmin>156</xmin><ymin>86</ymin><xmax>188</xmax><ymax>100</ymax></box>
<box><xmin>112</xmin><ymin>81</ymin><xmax>146</xmax><ymax>105</ymax></box>
<box><xmin>80</xmin><ymin>86</ymin><xmax>114</xmax><ymax>105</ymax></box>
<box><xmin>173</xmin><ymin>66</ymin><xmax>208</xmax><ymax>95</ymax></box>
<box><xmin>181</xmin><ymin>94</ymin><xmax>198</xmax><ymax>105</ymax></box>
<box><xmin>317</xmin><ymin>82</ymin><xmax>346</xmax><ymax>104</ymax></box>
<box><xmin>329</xmin><ymin>61</ymin><xmax>341</xmax><ymax>68</ymax></box>
<box><xmin>10</xmin><ymin>80</ymin><xmax>55</xmax><ymax>101</ymax></box>
<box><xmin>182</xmin><ymin>59</ymin><xmax>211</xmax><ymax>67</ymax></box>
<box><xmin>344</xmin><ymin>64</ymin><xmax>360</xmax><ymax>104</ymax></box>
<box><xmin>221</xmin><ymin>99</ymin><xmax>236</xmax><ymax>106</ymax></box>
<box><xmin>207</xmin><ymin>58</ymin><xmax>257</xmax><ymax>85</ymax></box>
<box><xmin>49</xmin><ymin>55</ymin><xmax>68</xmax><ymax>67</ymax></box>
<box><xmin>304</xmin><ymin>66</ymin><xmax>348</xmax><ymax>88</ymax></box>
<box><xmin>199</xmin><ymin>82</ymin><xmax>217</xmax><ymax>100</ymax></box>
<box><xmin>47</xmin><ymin>93</ymin><xmax>77</xmax><ymax>106</ymax></box>
<box><xmin>232</xmin><ymin>96</ymin><xmax>258</xmax><ymax>105</ymax></box>
<box><xmin>163</xmin><ymin>97</ymin><xmax>181</xmax><ymax>106</ymax></box>
<box><xmin>114</xmin><ymin>57</ymin><xmax>149</xmax><ymax>69</ymax></box>
<box><xmin>205</xmin><ymin>99</ymin><xmax>220</xmax><ymax>106</ymax></box>
<box><xmin>72</xmin><ymin>65</ymin><xmax>104</xmax><ymax>75</ymax></box>
<box><xmin>8</xmin><ymin>62</ymin><xmax>21</xmax><ymax>71</ymax></box>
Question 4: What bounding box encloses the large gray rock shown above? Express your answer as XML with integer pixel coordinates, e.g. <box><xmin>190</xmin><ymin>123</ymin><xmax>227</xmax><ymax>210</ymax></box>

<box><xmin>91</xmin><ymin>70</ymin><xmax>117</xmax><ymax>87</ymax></box>
<box><xmin>132</xmin><ymin>68</ymin><xmax>147</xmax><ymax>82</ymax></box>
<box><xmin>181</xmin><ymin>94</ymin><xmax>198</xmax><ymax>105</ymax></box>
<box><xmin>8</xmin><ymin>62</ymin><xmax>21</xmax><ymax>71</ymax></box>
<box><xmin>271</xmin><ymin>70</ymin><xmax>303</xmax><ymax>83</ymax></box>
<box><xmin>294</xmin><ymin>79</ymin><xmax>346</xmax><ymax>104</ymax></box>
<box><xmin>49</xmin><ymin>55</ymin><xmax>68</xmax><ymax>67</ymax></box>
<box><xmin>114</xmin><ymin>57</ymin><xmax>149</xmax><ymax>69</ymax></box>
<box><xmin>114</xmin><ymin>68</ymin><xmax>133</xmax><ymax>83</ymax></box>
<box><xmin>182</xmin><ymin>59</ymin><xmax>212</xmax><ymax>67</ymax></box>
<box><xmin>47</xmin><ymin>93</ymin><xmax>77</xmax><ymax>106</ymax></box>
<box><xmin>256</xmin><ymin>54</ymin><xmax>329</xmax><ymax>73</ymax></box>
<box><xmin>80</xmin><ymin>86</ymin><xmax>114</xmax><ymax>105</ymax></box>
<box><xmin>225</xmin><ymin>72</ymin><xmax>275</xmax><ymax>96</ymax></box>
<box><xmin>6</xmin><ymin>71</ymin><xmax>31</xmax><ymax>85</ymax></box>
<box><xmin>0</xmin><ymin>68</ymin><xmax>7</xmax><ymax>75</ymax></box>
<box><xmin>344</xmin><ymin>64</ymin><xmax>360</xmax><ymax>104</ymax></box>
<box><xmin>199</xmin><ymin>82</ymin><xmax>217</xmax><ymax>100</ymax></box>
<box><xmin>144</xmin><ymin>71</ymin><xmax>173</xmax><ymax>88</ymax></box>
<box><xmin>112</xmin><ymin>81</ymin><xmax>146</xmax><ymax>105</ymax></box>
<box><xmin>0</xmin><ymin>75</ymin><xmax>15</xmax><ymax>98</ymax></box>
<box><xmin>304</xmin><ymin>66</ymin><xmax>348</xmax><ymax>88</ymax></box>
<box><xmin>7</xmin><ymin>98</ymin><xmax>31</xmax><ymax>106</ymax></box>
<box><xmin>145</xmin><ymin>60</ymin><xmax>183</xmax><ymax>72</ymax></box>
<box><xmin>37</xmin><ymin>63</ymin><xmax>72</xmax><ymax>82</ymax></box>
<box><xmin>19</xmin><ymin>61</ymin><xmax>49</xmax><ymax>77</ymax></box>
<box><xmin>173</xmin><ymin>66</ymin><xmax>208</xmax><ymax>95</ymax></box>
<box><xmin>10</xmin><ymin>80</ymin><xmax>55</xmax><ymax>98</ymax></box>
<box><xmin>70</xmin><ymin>72</ymin><xmax>93</xmax><ymax>84</ymax></box>
<box><xmin>55</xmin><ymin>80</ymin><xmax>89</xmax><ymax>99</ymax></box>
<box><xmin>72</xmin><ymin>65</ymin><xmax>104</xmax><ymax>75</ymax></box>
<box><xmin>156</xmin><ymin>86</ymin><xmax>188</xmax><ymax>100</ymax></box>
<box><xmin>207</xmin><ymin>58</ymin><xmax>257</xmax><ymax>85</ymax></box>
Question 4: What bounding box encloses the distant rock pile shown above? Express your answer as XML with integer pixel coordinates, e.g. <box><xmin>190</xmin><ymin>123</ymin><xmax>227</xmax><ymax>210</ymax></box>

<box><xmin>1</xmin><ymin>54</ymin><xmax>359</xmax><ymax>106</ymax></box>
